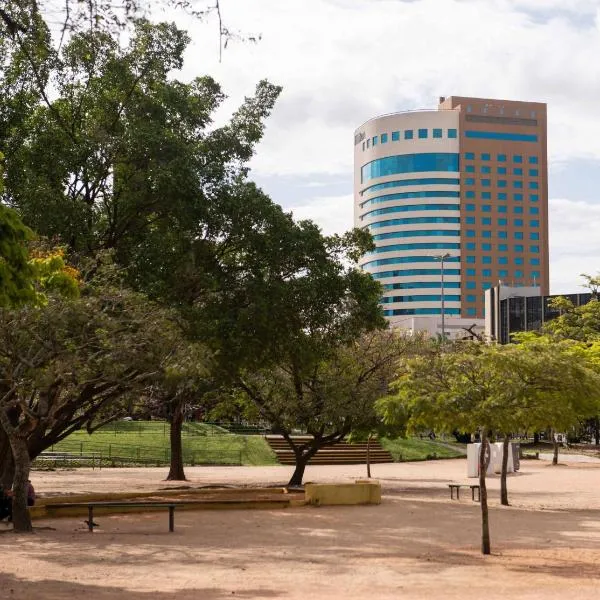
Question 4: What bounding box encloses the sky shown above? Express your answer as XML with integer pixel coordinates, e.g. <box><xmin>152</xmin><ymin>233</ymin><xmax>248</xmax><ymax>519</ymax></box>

<box><xmin>171</xmin><ymin>0</ymin><xmax>600</xmax><ymax>294</ymax></box>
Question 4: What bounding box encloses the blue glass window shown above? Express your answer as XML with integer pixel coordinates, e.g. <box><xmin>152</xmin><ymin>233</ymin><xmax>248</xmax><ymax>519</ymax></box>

<box><xmin>498</xmin><ymin>180</ymin><xmax>507</xmax><ymax>188</ymax></box>
<box><xmin>433</xmin><ymin>128</ymin><xmax>442</xmax><ymax>138</ymax></box>
<box><xmin>498</xmin><ymin>218</ymin><xmax>507</xmax><ymax>226</ymax></box>
<box><xmin>529</xmin><ymin>181</ymin><xmax>539</xmax><ymax>189</ymax></box>
<box><xmin>366</xmin><ymin>139</ymin><xmax>370</xmax><ymax>148</ymax></box>
<box><xmin>530</xmin><ymin>219</ymin><xmax>539</xmax><ymax>227</ymax></box>
<box><xmin>366</xmin><ymin>240</ymin><xmax>461</xmax><ymax>255</ymax></box>
<box><xmin>391</xmin><ymin>131</ymin><xmax>400</xmax><ymax>141</ymax></box>
<box><xmin>514</xmin><ymin>181</ymin><xmax>523</xmax><ymax>189</ymax></box>
<box><xmin>465</xmin><ymin>191</ymin><xmax>475</xmax><ymax>198</ymax></box>
<box><xmin>382</xmin><ymin>282</ymin><xmax>461</xmax><ymax>291</ymax></box>
<box><xmin>466</xmin><ymin>230</ymin><xmax>476</xmax><ymax>238</ymax></box>
<box><xmin>498</xmin><ymin>257</ymin><xmax>508</xmax><ymax>265</ymax></box>
<box><xmin>481</xmin><ymin>153</ymin><xmax>491</xmax><ymax>161</ymax></box>
<box><xmin>498</xmin><ymin>244</ymin><xmax>508</xmax><ymax>251</ymax></box>
<box><xmin>465</xmin><ymin>178</ymin><xmax>475</xmax><ymax>185</ymax></box>
<box><xmin>368</xmin><ymin>216</ymin><xmax>461</xmax><ymax>229</ymax></box>
<box><xmin>514</xmin><ymin>206</ymin><xmax>523</xmax><ymax>214</ymax></box>
<box><xmin>448</xmin><ymin>129</ymin><xmax>457</xmax><ymax>138</ymax></box>
<box><xmin>466</xmin><ymin>165</ymin><xmax>475</xmax><ymax>173</ymax></box>
<box><xmin>482</xmin><ymin>231</ymin><xmax>492</xmax><ymax>238</ymax></box>
<box><xmin>466</xmin><ymin>268</ymin><xmax>476</xmax><ymax>276</ymax></box>
<box><xmin>482</xmin><ymin>256</ymin><xmax>492</xmax><ymax>264</ymax></box>
<box><xmin>361</xmin><ymin>204</ymin><xmax>461</xmax><ymax>219</ymax></box>
<box><xmin>529</xmin><ymin>207</ymin><xmax>539</xmax><ymax>215</ymax></box>
<box><xmin>370</xmin><ymin>268</ymin><xmax>461</xmax><ymax>279</ymax></box>
<box><xmin>482</xmin><ymin>269</ymin><xmax>492</xmax><ymax>277</ymax></box>
<box><xmin>361</xmin><ymin>152</ymin><xmax>459</xmax><ymax>182</ymax></box>
<box><xmin>514</xmin><ymin>218</ymin><xmax>523</xmax><ymax>226</ymax></box>
<box><xmin>514</xmin><ymin>257</ymin><xmax>523</xmax><ymax>265</ymax></box>
<box><xmin>361</xmin><ymin>190</ymin><xmax>461</xmax><ymax>209</ymax></box>
<box><xmin>530</xmin><ymin>258</ymin><xmax>540</xmax><ymax>266</ymax></box>
<box><xmin>373</xmin><ymin>136</ymin><xmax>378</xmax><ymax>146</ymax></box>
<box><xmin>405</xmin><ymin>130</ymin><xmax>413</xmax><ymax>140</ymax></box>
<box><xmin>513</xmin><ymin>155</ymin><xmax>523</xmax><ymax>163</ymax></box>
<box><xmin>529</xmin><ymin>156</ymin><xmax>538</xmax><ymax>164</ymax></box>
<box><xmin>481</xmin><ymin>166</ymin><xmax>491</xmax><ymax>174</ymax></box>
<box><xmin>530</xmin><ymin>232</ymin><xmax>540</xmax><ymax>240</ymax></box>
<box><xmin>498</xmin><ymin>231</ymin><xmax>507</xmax><ymax>239</ymax></box>
<box><xmin>466</xmin><ymin>295</ymin><xmax>476</xmax><ymax>302</ymax></box>
<box><xmin>482</xmin><ymin>282</ymin><xmax>492</xmax><ymax>290</ymax></box>
<box><xmin>482</xmin><ymin>217</ymin><xmax>491</xmax><ymax>225</ymax></box>
<box><xmin>466</xmin><ymin>242</ymin><xmax>476</xmax><ymax>250</ymax></box>
<box><xmin>418</xmin><ymin>128</ymin><xmax>428</xmax><ymax>139</ymax></box>
<box><xmin>372</xmin><ymin>230</ymin><xmax>461</xmax><ymax>242</ymax></box>
<box><xmin>529</xmin><ymin>169</ymin><xmax>538</xmax><ymax>176</ymax></box>
<box><xmin>362</xmin><ymin>256</ymin><xmax>460</xmax><ymax>269</ymax></box>
<box><xmin>497</xmin><ymin>167</ymin><xmax>507</xmax><ymax>175</ymax></box>
<box><xmin>482</xmin><ymin>243</ymin><xmax>492</xmax><ymax>251</ymax></box>
<box><xmin>465</xmin><ymin>204</ymin><xmax>475</xmax><ymax>211</ymax></box>
<box><xmin>530</xmin><ymin>194</ymin><xmax>539</xmax><ymax>202</ymax></box>
<box><xmin>514</xmin><ymin>193</ymin><xmax>523</xmax><ymax>201</ymax></box>
<box><xmin>515</xmin><ymin>270</ymin><xmax>524</xmax><ymax>278</ymax></box>
<box><xmin>497</xmin><ymin>154</ymin><xmax>507</xmax><ymax>162</ymax></box>
<box><xmin>514</xmin><ymin>231</ymin><xmax>524</xmax><ymax>240</ymax></box>
<box><xmin>381</xmin><ymin>133</ymin><xmax>388</xmax><ymax>144</ymax></box>
<box><xmin>466</xmin><ymin>256</ymin><xmax>476</xmax><ymax>264</ymax></box>
<box><xmin>531</xmin><ymin>271</ymin><xmax>540</xmax><ymax>278</ymax></box>
<box><xmin>381</xmin><ymin>294</ymin><xmax>461</xmax><ymax>304</ymax></box>
<box><xmin>466</xmin><ymin>307</ymin><xmax>477</xmax><ymax>316</ymax></box>
<box><xmin>481</xmin><ymin>192</ymin><xmax>491</xmax><ymax>199</ymax></box>
<box><xmin>499</xmin><ymin>269</ymin><xmax>508</xmax><ymax>278</ymax></box>
<box><xmin>481</xmin><ymin>179</ymin><xmax>491</xmax><ymax>187</ymax></box>
<box><xmin>466</xmin><ymin>281</ymin><xmax>476</xmax><ymax>289</ymax></box>
<box><xmin>362</xmin><ymin>142</ymin><xmax>365</xmax><ymax>151</ymax></box>
<box><xmin>530</xmin><ymin>245</ymin><xmax>539</xmax><ymax>253</ymax></box>
<box><xmin>514</xmin><ymin>245</ymin><xmax>524</xmax><ymax>252</ymax></box>
<box><xmin>466</xmin><ymin>131</ymin><xmax>538</xmax><ymax>142</ymax></box>
<box><xmin>513</xmin><ymin>167</ymin><xmax>523</xmax><ymax>176</ymax></box>
<box><xmin>362</xmin><ymin>177</ymin><xmax>461</xmax><ymax>195</ymax></box>
<box><xmin>383</xmin><ymin>308</ymin><xmax>461</xmax><ymax>316</ymax></box>
<box><xmin>465</xmin><ymin>152</ymin><xmax>475</xmax><ymax>159</ymax></box>
<box><xmin>465</xmin><ymin>216</ymin><xmax>475</xmax><ymax>224</ymax></box>
<box><xmin>498</xmin><ymin>192</ymin><xmax>507</xmax><ymax>201</ymax></box>
<box><xmin>498</xmin><ymin>205</ymin><xmax>507</xmax><ymax>213</ymax></box>
<box><xmin>482</xmin><ymin>205</ymin><xmax>491</xmax><ymax>212</ymax></box>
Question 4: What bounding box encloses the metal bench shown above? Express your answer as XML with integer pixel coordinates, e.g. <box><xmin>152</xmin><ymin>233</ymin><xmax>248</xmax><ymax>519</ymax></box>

<box><xmin>448</xmin><ymin>484</ymin><xmax>480</xmax><ymax>501</ymax></box>
<box><xmin>47</xmin><ymin>502</ymin><xmax>177</xmax><ymax>532</ymax></box>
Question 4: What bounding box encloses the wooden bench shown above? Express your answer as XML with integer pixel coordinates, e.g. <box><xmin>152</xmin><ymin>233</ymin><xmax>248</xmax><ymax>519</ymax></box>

<box><xmin>47</xmin><ymin>502</ymin><xmax>177</xmax><ymax>532</ymax></box>
<box><xmin>448</xmin><ymin>484</ymin><xmax>481</xmax><ymax>501</ymax></box>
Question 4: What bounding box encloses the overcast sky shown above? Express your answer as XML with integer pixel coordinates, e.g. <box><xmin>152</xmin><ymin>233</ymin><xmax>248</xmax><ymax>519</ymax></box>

<box><xmin>174</xmin><ymin>0</ymin><xmax>600</xmax><ymax>294</ymax></box>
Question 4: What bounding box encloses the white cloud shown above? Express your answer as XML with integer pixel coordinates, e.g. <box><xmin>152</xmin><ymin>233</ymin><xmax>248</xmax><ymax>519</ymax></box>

<box><xmin>549</xmin><ymin>197</ymin><xmax>600</xmax><ymax>293</ymax></box>
<box><xmin>289</xmin><ymin>194</ymin><xmax>354</xmax><ymax>235</ymax></box>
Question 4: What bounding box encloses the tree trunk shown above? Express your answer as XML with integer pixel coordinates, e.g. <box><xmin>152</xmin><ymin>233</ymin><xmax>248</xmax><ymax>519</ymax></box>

<box><xmin>533</xmin><ymin>432</ymin><xmax>539</xmax><ymax>444</ymax></box>
<box><xmin>288</xmin><ymin>454</ymin><xmax>309</xmax><ymax>487</ymax></box>
<box><xmin>166</xmin><ymin>399</ymin><xmax>186</xmax><ymax>481</ymax></box>
<box><xmin>0</xmin><ymin>436</ymin><xmax>15</xmax><ymax>488</ymax></box>
<box><xmin>500</xmin><ymin>434</ymin><xmax>510</xmax><ymax>506</ymax></box>
<box><xmin>366</xmin><ymin>434</ymin><xmax>372</xmax><ymax>479</ymax></box>
<box><xmin>595</xmin><ymin>417</ymin><xmax>599</xmax><ymax>446</ymax></box>
<box><xmin>479</xmin><ymin>430</ymin><xmax>491</xmax><ymax>555</ymax></box>
<box><xmin>552</xmin><ymin>437</ymin><xmax>559</xmax><ymax>466</ymax></box>
<box><xmin>9</xmin><ymin>434</ymin><xmax>33</xmax><ymax>532</ymax></box>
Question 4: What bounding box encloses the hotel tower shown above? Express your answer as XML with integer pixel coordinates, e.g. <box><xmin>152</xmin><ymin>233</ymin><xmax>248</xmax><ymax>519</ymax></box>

<box><xmin>353</xmin><ymin>96</ymin><xmax>548</xmax><ymax>328</ymax></box>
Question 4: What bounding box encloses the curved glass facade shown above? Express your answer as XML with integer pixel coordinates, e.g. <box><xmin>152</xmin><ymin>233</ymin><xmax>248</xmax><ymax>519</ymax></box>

<box><xmin>361</xmin><ymin>153</ymin><xmax>459</xmax><ymax>183</ymax></box>
<box><xmin>360</xmin><ymin>190</ymin><xmax>460</xmax><ymax>208</ymax></box>
<box><xmin>372</xmin><ymin>230</ymin><xmax>460</xmax><ymax>241</ymax></box>
<box><xmin>362</xmin><ymin>204</ymin><xmax>460</xmax><ymax>220</ymax></box>
<box><xmin>383</xmin><ymin>308</ymin><xmax>461</xmax><ymax>316</ymax></box>
<box><xmin>382</xmin><ymin>281</ymin><xmax>460</xmax><ymax>290</ymax></box>
<box><xmin>381</xmin><ymin>294</ymin><xmax>461</xmax><ymax>304</ymax></box>
<box><xmin>368</xmin><ymin>242</ymin><xmax>460</xmax><ymax>255</ymax></box>
<box><xmin>361</xmin><ymin>177</ymin><xmax>460</xmax><ymax>195</ymax></box>
<box><xmin>370</xmin><ymin>268</ymin><xmax>461</xmax><ymax>279</ymax></box>
<box><xmin>368</xmin><ymin>217</ymin><xmax>460</xmax><ymax>229</ymax></box>
<box><xmin>362</xmin><ymin>255</ymin><xmax>461</xmax><ymax>269</ymax></box>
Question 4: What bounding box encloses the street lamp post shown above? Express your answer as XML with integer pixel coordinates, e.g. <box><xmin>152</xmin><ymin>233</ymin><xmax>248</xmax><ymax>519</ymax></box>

<box><xmin>436</xmin><ymin>253</ymin><xmax>451</xmax><ymax>341</ymax></box>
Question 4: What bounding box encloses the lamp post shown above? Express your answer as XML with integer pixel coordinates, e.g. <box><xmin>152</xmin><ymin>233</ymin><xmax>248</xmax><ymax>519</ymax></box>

<box><xmin>435</xmin><ymin>253</ymin><xmax>451</xmax><ymax>342</ymax></box>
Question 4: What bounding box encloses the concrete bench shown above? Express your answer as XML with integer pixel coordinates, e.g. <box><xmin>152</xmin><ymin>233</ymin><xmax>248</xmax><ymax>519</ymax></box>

<box><xmin>448</xmin><ymin>484</ymin><xmax>480</xmax><ymax>501</ymax></box>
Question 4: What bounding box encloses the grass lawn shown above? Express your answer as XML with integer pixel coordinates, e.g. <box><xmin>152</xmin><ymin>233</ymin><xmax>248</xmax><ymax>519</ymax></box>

<box><xmin>380</xmin><ymin>437</ymin><xmax>465</xmax><ymax>461</ymax></box>
<box><xmin>48</xmin><ymin>421</ymin><xmax>278</xmax><ymax>467</ymax></box>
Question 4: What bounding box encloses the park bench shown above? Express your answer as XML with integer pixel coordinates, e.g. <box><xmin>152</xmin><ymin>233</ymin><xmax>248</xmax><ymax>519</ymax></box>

<box><xmin>448</xmin><ymin>484</ymin><xmax>480</xmax><ymax>502</ymax></box>
<box><xmin>46</xmin><ymin>502</ymin><xmax>177</xmax><ymax>532</ymax></box>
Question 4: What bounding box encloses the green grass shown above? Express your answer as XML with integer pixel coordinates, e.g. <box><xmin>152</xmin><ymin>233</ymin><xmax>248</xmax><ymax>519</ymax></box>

<box><xmin>380</xmin><ymin>437</ymin><xmax>465</xmax><ymax>461</ymax></box>
<box><xmin>46</xmin><ymin>421</ymin><xmax>277</xmax><ymax>467</ymax></box>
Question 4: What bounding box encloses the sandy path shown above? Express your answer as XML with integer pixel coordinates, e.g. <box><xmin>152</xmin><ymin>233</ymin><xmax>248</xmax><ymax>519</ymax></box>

<box><xmin>1</xmin><ymin>458</ymin><xmax>599</xmax><ymax>599</ymax></box>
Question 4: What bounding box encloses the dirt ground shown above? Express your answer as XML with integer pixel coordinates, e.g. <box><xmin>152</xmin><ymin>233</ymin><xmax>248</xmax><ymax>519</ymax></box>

<box><xmin>2</xmin><ymin>458</ymin><xmax>600</xmax><ymax>599</ymax></box>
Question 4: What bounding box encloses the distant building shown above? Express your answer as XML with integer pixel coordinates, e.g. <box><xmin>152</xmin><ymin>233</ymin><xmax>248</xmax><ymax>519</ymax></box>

<box><xmin>485</xmin><ymin>284</ymin><xmax>593</xmax><ymax>343</ymax></box>
<box><xmin>353</xmin><ymin>95</ymin><xmax>549</xmax><ymax>337</ymax></box>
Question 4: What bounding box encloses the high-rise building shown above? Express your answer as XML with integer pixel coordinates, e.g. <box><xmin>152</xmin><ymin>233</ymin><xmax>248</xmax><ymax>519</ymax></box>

<box><xmin>353</xmin><ymin>96</ymin><xmax>548</xmax><ymax>326</ymax></box>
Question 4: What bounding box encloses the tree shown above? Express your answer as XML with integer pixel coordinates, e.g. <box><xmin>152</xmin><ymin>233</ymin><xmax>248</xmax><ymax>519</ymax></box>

<box><xmin>0</xmin><ymin>273</ymin><xmax>185</xmax><ymax>531</ymax></box>
<box><xmin>238</xmin><ymin>329</ymin><xmax>421</xmax><ymax>487</ymax></box>
<box><xmin>378</xmin><ymin>341</ymin><xmax>600</xmax><ymax>554</ymax></box>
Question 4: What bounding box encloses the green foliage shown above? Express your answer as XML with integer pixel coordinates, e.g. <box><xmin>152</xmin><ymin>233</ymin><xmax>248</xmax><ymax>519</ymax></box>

<box><xmin>379</xmin><ymin>437</ymin><xmax>464</xmax><ymax>462</ymax></box>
